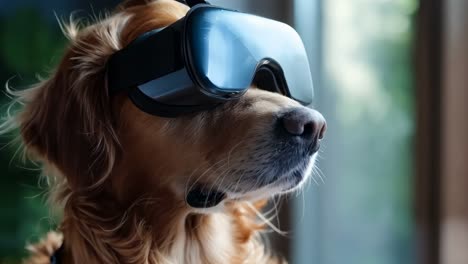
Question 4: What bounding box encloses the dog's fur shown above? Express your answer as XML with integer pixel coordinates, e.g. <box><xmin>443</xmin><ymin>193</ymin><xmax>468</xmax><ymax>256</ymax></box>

<box><xmin>0</xmin><ymin>0</ymin><xmax>324</xmax><ymax>263</ymax></box>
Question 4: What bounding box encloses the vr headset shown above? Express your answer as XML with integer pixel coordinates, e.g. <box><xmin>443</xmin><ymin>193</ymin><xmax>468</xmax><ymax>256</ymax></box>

<box><xmin>107</xmin><ymin>0</ymin><xmax>314</xmax><ymax>117</ymax></box>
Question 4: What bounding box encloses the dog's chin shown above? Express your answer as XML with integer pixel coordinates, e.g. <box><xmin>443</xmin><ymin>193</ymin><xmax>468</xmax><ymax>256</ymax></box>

<box><xmin>227</xmin><ymin>154</ymin><xmax>316</xmax><ymax>202</ymax></box>
<box><xmin>184</xmin><ymin>155</ymin><xmax>316</xmax><ymax>211</ymax></box>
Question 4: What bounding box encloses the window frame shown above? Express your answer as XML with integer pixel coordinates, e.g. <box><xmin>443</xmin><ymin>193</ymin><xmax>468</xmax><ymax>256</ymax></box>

<box><xmin>414</xmin><ymin>1</ymin><xmax>444</xmax><ymax>264</ymax></box>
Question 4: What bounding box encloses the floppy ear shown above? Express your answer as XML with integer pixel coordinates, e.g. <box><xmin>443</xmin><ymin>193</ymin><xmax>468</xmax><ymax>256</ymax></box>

<box><xmin>15</xmin><ymin>1</ymin><xmax>188</xmax><ymax>190</ymax></box>
<box><xmin>18</xmin><ymin>24</ymin><xmax>121</xmax><ymax>190</ymax></box>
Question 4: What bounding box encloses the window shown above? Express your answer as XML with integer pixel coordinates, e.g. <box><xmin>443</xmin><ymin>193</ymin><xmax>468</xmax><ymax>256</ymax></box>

<box><xmin>0</xmin><ymin>1</ymin><xmax>431</xmax><ymax>263</ymax></box>
<box><xmin>292</xmin><ymin>0</ymin><xmax>417</xmax><ymax>263</ymax></box>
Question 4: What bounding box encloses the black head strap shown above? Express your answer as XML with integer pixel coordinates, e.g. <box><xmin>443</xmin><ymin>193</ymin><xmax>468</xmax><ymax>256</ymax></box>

<box><xmin>107</xmin><ymin>18</ymin><xmax>186</xmax><ymax>95</ymax></box>
<box><xmin>177</xmin><ymin>0</ymin><xmax>210</xmax><ymax>8</ymax></box>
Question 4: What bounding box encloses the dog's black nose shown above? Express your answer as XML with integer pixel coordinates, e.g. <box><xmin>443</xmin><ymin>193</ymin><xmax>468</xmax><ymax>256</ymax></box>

<box><xmin>279</xmin><ymin>108</ymin><xmax>327</xmax><ymax>153</ymax></box>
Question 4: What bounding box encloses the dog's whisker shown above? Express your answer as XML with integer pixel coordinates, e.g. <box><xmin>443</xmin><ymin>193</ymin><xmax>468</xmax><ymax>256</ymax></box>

<box><xmin>271</xmin><ymin>196</ymin><xmax>282</xmax><ymax>230</ymax></box>
<box><xmin>202</xmin><ymin>161</ymin><xmax>234</xmax><ymax>207</ymax></box>
<box><xmin>310</xmin><ymin>169</ymin><xmax>320</xmax><ymax>186</ymax></box>
<box><xmin>209</xmin><ymin>141</ymin><xmax>247</xmax><ymax>195</ymax></box>
<box><xmin>245</xmin><ymin>202</ymin><xmax>288</xmax><ymax>236</ymax></box>
<box><xmin>183</xmin><ymin>163</ymin><xmax>206</xmax><ymax>197</ymax></box>
<box><xmin>185</xmin><ymin>156</ymin><xmax>229</xmax><ymax>198</ymax></box>
<box><xmin>230</xmin><ymin>168</ymin><xmax>249</xmax><ymax>195</ymax></box>
<box><xmin>185</xmin><ymin>159</ymin><xmax>224</xmax><ymax>192</ymax></box>
<box><xmin>185</xmin><ymin>139</ymin><xmax>247</xmax><ymax>207</ymax></box>
<box><xmin>310</xmin><ymin>165</ymin><xmax>324</xmax><ymax>186</ymax></box>
<box><xmin>314</xmin><ymin>165</ymin><xmax>327</xmax><ymax>182</ymax></box>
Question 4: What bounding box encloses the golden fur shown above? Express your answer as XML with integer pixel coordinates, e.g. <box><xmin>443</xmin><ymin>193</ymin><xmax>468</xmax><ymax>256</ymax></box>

<box><xmin>0</xmin><ymin>0</ymin><xmax>321</xmax><ymax>263</ymax></box>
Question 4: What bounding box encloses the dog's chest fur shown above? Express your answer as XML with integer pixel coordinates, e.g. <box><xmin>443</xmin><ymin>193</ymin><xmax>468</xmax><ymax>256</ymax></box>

<box><xmin>25</xmin><ymin>203</ymin><xmax>283</xmax><ymax>264</ymax></box>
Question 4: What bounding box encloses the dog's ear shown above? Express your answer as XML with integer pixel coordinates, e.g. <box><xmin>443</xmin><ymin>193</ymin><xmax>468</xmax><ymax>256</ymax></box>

<box><xmin>18</xmin><ymin>23</ymin><xmax>122</xmax><ymax>190</ymax></box>
<box><xmin>15</xmin><ymin>1</ymin><xmax>188</xmax><ymax>190</ymax></box>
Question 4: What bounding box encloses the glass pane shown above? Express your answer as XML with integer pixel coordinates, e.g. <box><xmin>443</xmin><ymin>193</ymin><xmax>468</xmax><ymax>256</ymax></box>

<box><xmin>293</xmin><ymin>0</ymin><xmax>417</xmax><ymax>264</ymax></box>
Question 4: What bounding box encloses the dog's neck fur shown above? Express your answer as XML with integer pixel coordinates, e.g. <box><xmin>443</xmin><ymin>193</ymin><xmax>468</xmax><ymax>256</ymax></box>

<box><xmin>45</xmin><ymin>186</ymin><xmax>277</xmax><ymax>264</ymax></box>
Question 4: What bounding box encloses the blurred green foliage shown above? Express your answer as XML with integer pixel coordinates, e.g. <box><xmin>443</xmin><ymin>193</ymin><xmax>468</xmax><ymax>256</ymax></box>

<box><xmin>1</xmin><ymin>9</ymin><xmax>66</xmax><ymax>74</ymax></box>
<box><xmin>0</xmin><ymin>7</ymin><xmax>67</xmax><ymax>263</ymax></box>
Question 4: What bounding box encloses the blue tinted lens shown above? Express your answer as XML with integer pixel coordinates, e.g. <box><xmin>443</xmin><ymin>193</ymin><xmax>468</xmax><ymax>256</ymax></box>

<box><xmin>185</xmin><ymin>6</ymin><xmax>314</xmax><ymax>104</ymax></box>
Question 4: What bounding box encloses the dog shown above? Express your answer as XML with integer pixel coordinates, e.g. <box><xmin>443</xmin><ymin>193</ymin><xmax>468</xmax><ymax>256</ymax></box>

<box><xmin>0</xmin><ymin>0</ymin><xmax>326</xmax><ymax>263</ymax></box>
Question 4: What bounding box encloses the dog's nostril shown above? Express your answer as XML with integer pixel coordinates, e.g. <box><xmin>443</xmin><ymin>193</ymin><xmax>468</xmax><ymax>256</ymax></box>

<box><xmin>280</xmin><ymin>108</ymin><xmax>327</xmax><ymax>143</ymax></box>
<box><xmin>303</xmin><ymin>123</ymin><xmax>314</xmax><ymax>138</ymax></box>
<box><xmin>282</xmin><ymin>115</ymin><xmax>306</xmax><ymax>136</ymax></box>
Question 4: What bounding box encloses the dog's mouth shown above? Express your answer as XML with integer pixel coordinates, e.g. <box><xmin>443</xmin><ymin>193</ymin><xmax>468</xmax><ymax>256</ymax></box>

<box><xmin>186</xmin><ymin>186</ymin><xmax>226</xmax><ymax>209</ymax></box>
<box><xmin>185</xmin><ymin>154</ymin><xmax>315</xmax><ymax>209</ymax></box>
<box><xmin>273</xmin><ymin>161</ymin><xmax>313</xmax><ymax>191</ymax></box>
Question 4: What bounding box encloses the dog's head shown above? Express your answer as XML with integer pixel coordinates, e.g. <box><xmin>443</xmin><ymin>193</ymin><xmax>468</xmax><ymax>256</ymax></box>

<box><xmin>16</xmin><ymin>0</ymin><xmax>326</xmax><ymax>211</ymax></box>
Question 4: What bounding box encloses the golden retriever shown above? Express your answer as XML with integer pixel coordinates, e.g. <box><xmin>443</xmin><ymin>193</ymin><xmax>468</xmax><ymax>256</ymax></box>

<box><xmin>0</xmin><ymin>0</ymin><xmax>326</xmax><ymax>263</ymax></box>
